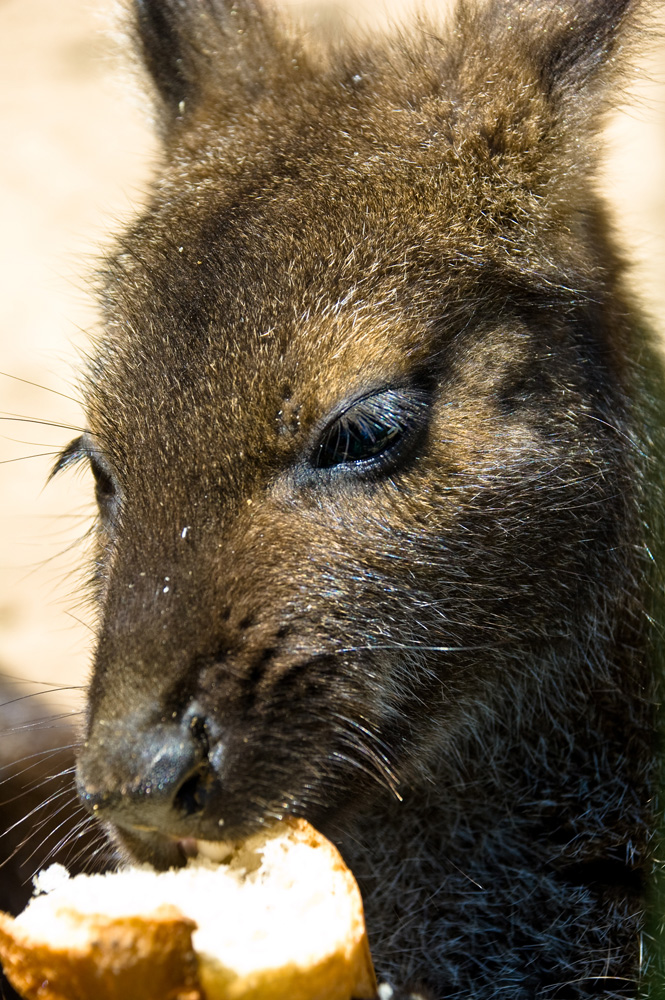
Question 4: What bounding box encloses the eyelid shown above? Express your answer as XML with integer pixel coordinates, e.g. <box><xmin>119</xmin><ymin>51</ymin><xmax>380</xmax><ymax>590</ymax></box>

<box><xmin>49</xmin><ymin>435</ymin><xmax>87</xmax><ymax>481</ymax></box>
<box><xmin>49</xmin><ymin>434</ymin><xmax>118</xmax><ymax>492</ymax></box>
<box><xmin>315</xmin><ymin>384</ymin><xmax>427</xmax><ymax>432</ymax></box>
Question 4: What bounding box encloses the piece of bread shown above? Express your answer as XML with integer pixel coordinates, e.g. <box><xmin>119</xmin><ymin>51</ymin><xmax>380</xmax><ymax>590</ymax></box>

<box><xmin>0</xmin><ymin>818</ymin><xmax>377</xmax><ymax>1000</ymax></box>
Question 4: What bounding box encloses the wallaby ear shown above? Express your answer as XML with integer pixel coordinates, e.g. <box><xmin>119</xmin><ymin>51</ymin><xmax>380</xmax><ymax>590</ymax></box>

<box><xmin>515</xmin><ymin>0</ymin><xmax>643</xmax><ymax>105</ymax></box>
<box><xmin>448</xmin><ymin>0</ymin><xmax>648</xmax><ymax>195</ymax></box>
<box><xmin>133</xmin><ymin>0</ymin><xmax>272</xmax><ymax>123</ymax></box>
<box><xmin>134</xmin><ymin>0</ymin><xmax>195</xmax><ymax>115</ymax></box>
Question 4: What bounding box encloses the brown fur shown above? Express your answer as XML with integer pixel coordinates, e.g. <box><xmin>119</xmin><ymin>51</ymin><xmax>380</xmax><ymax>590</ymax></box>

<box><xmin>47</xmin><ymin>0</ymin><xmax>665</xmax><ymax>995</ymax></box>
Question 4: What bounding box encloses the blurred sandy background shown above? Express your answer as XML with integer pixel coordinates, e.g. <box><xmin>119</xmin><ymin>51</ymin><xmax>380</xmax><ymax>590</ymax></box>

<box><xmin>0</xmin><ymin>0</ymin><xmax>664</xmax><ymax>721</ymax></box>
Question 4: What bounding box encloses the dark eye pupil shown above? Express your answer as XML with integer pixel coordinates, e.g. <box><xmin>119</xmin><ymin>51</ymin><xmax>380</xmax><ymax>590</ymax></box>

<box><xmin>91</xmin><ymin>460</ymin><xmax>115</xmax><ymax>503</ymax></box>
<box><xmin>313</xmin><ymin>387</ymin><xmax>428</xmax><ymax>471</ymax></box>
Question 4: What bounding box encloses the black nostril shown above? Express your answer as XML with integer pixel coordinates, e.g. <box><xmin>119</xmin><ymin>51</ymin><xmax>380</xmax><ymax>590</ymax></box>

<box><xmin>172</xmin><ymin>707</ymin><xmax>213</xmax><ymax>817</ymax></box>
<box><xmin>173</xmin><ymin>767</ymin><xmax>209</xmax><ymax>817</ymax></box>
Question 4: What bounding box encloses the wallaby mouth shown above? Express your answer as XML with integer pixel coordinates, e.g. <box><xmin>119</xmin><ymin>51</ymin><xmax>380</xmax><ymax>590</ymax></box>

<box><xmin>75</xmin><ymin>667</ymin><xmax>383</xmax><ymax>868</ymax></box>
<box><xmin>112</xmin><ymin>832</ymin><xmax>254</xmax><ymax>871</ymax></box>
<box><xmin>178</xmin><ymin>838</ymin><xmax>234</xmax><ymax>862</ymax></box>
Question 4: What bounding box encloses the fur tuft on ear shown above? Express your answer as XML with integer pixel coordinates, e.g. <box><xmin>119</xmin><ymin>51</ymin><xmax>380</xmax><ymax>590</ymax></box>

<box><xmin>133</xmin><ymin>0</ymin><xmax>276</xmax><ymax>123</ymax></box>
<box><xmin>451</xmin><ymin>0</ymin><xmax>648</xmax><ymax>105</ymax></box>
<box><xmin>520</xmin><ymin>0</ymin><xmax>643</xmax><ymax>99</ymax></box>
<box><xmin>439</xmin><ymin>0</ymin><xmax>652</xmax><ymax>200</ymax></box>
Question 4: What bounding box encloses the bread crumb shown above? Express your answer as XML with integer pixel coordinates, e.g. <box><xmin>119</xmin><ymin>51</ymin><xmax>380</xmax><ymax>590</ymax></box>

<box><xmin>32</xmin><ymin>864</ymin><xmax>70</xmax><ymax>897</ymax></box>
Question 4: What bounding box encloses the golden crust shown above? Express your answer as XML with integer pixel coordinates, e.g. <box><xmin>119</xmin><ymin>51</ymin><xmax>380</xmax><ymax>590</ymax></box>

<box><xmin>200</xmin><ymin>818</ymin><xmax>377</xmax><ymax>1000</ymax></box>
<box><xmin>0</xmin><ymin>819</ymin><xmax>377</xmax><ymax>1000</ymax></box>
<box><xmin>0</xmin><ymin>906</ymin><xmax>201</xmax><ymax>1000</ymax></box>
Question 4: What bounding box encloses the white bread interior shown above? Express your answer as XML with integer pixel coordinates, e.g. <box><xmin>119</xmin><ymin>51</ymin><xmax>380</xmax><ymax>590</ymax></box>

<box><xmin>0</xmin><ymin>818</ymin><xmax>377</xmax><ymax>1000</ymax></box>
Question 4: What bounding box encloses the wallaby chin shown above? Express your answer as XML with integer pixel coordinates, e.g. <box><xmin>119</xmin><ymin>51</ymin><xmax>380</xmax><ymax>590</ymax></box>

<box><xmin>43</xmin><ymin>0</ymin><xmax>665</xmax><ymax>995</ymax></box>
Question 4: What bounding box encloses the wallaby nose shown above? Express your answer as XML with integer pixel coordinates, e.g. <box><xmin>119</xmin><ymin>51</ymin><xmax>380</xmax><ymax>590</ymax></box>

<box><xmin>77</xmin><ymin>703</ymin><xmax>216</xmax><ymax>834</ymax></box>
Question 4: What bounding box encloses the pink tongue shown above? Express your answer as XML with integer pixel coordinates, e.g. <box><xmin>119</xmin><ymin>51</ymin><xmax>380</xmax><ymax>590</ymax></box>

<box><xmin>178</xmin><ymin>838</ymin><xmax>198</xmax><ymax>858</ymax></box>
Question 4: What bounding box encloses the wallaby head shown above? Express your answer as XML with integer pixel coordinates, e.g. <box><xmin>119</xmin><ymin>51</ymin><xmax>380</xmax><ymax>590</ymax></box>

<box><xmin>59</xmin><ymin>0</ymin><xmax>664</xmax><ymax>994</ymax></box>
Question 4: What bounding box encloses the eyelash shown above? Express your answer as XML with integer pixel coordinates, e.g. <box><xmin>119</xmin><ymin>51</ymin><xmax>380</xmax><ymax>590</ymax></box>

<box><xmin>312</xmin><ymin>388</ymin><xmax>429</xmax><ymax>471</ymax></box>
<box><xmin>51</xmin><ymin>436</ymin><xmax>118</xmax><ymax>513</ymax></box>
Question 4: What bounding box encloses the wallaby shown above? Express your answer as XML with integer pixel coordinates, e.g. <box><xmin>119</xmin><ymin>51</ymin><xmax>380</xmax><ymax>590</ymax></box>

<box><xmin>45</xmin><ymin>0</ymin><xmax>665</xmax><ymax>995</ymax></box>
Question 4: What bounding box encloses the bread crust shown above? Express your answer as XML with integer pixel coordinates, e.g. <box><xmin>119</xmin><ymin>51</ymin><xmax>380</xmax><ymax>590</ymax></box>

<box><xmin>0</xmin><ymin>907</ymin><xmax>201</xmax><ymax>1000</ymax></box>
<box><xmin>0</xmin><ymin>819</ymin><xmax>377</xmax><ymax>1000</ymax></box>
<box><xmin>201</xmin><ymin>819</ymin><xmax>376</xmax><ymax>999</ymax></box>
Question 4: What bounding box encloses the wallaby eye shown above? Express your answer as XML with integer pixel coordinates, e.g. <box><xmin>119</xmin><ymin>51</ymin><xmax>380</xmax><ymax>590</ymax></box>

<box><xmin>313</xmin><ymin>388</ymin><xmax>428</xmax><ymax>470</ymax></box>
<box><xmin>90</xmin><ymin>455</ymin><xmax>117</xmax><ymax>508</ymax></box>
<box><xmin>51</xmin><ymin>435</ymin><xmax>119</xmax><ymax>519</ymax></box>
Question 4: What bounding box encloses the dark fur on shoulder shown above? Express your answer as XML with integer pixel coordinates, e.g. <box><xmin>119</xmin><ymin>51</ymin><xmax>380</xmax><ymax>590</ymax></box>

<box><xmin>57</xmin><ymin>0</ymin><xmax>665</xmax><ymax>995</ymax></box>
